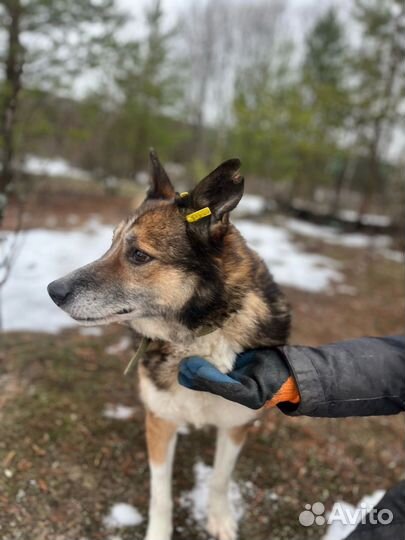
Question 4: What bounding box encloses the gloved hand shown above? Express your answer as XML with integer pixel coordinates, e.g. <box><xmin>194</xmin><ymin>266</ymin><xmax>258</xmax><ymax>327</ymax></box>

<box><xmin>178</xmin><ymin>348</ymin><xmax>300</xmax><ymax>409</ymax></box>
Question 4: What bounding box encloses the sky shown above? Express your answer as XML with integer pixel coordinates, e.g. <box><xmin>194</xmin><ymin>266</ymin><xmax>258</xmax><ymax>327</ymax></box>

<box><xmin>116</xmin><ymin>0</ymin><xmax>353</xmax><ymax>37</ymax></box>
<box><xmin>73</xmin><ymin>0</ymin><xmax>354</xmax><ymax>99</ymax></box>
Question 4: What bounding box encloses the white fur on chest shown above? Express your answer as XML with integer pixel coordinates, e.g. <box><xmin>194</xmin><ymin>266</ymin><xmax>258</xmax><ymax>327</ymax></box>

<box><xmin>139</xmin><ymin>330</ymin><xmax>258</xmax><ymax>429</ymax></box>
<box><xmin>140</xmin><ymin>376</ymin><xmax>258</xmax><ymax>429</ymax></box>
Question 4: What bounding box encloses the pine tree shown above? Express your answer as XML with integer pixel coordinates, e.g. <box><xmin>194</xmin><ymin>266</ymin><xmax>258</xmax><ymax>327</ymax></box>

<box><xmin>303</xmin><ymin>8</ymin><xmax>350</xmax><ymax>213</ymax></box>
<box><xmin>112</xmin><ymin>0</ymin><xmax>181</xmax><ymax>172</ymax></box>
<box><xmin>0</xmin><ymin>0</ymin><xmax>124</xmax><ymax>196</ymax></box>
<box><xmin>352</xmin><ymin>0</ymin><xmax>405</xmax><ymax>216</ymax></box>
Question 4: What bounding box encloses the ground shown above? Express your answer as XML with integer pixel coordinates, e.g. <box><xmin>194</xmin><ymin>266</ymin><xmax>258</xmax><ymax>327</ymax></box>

<box><xmin>0</xmin><ymin>182</ymin><xmax>404</xmax><ymax>540</ymax></box>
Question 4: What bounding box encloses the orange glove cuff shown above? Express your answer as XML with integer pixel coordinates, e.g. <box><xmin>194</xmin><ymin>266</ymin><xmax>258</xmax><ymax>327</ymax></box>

<box><xmin>265</xmin><ymin>376</ymin><xmax>301</xmax><ymax>408</ymax></box>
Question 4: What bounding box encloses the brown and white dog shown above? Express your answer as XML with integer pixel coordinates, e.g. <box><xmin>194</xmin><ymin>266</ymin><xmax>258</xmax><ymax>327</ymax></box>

<box><xmin>48</xmin><ymin>151</ymin><xmax>290</xmax><ymax>540</ymax></box>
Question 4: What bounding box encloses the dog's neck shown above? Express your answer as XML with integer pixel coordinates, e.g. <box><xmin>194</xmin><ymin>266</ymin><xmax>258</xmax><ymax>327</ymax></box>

<box><xmin>130</xmin><ymin>317</ymin><xmax>222</xmax><ymax>345</ymax></box>
<box><xmin>130</xmin><ymin>315</ymin><xmax>243</xmax><ymax>374</ymax></box>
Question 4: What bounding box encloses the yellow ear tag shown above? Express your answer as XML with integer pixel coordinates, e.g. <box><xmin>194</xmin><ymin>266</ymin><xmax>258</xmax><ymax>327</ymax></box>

<box><xmin>186</xmin><ymin>207</ymin><xmax>212</xmax><ymax>223</ymax></box>
<box><xmin>179</xmin><ymin>191</ymin><xmax>189</xmax><ymax>198</ymax></box>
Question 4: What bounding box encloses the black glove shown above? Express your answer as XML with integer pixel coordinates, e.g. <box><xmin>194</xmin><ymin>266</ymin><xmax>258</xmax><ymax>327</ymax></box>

<box><xmin>178</xmin><ymin>348</ymin><xmax>300</xmax><ymax>410</ymax></box>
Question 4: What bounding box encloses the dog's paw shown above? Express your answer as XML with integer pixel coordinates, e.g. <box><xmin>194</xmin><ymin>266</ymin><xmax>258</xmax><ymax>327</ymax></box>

<box><xmin>206</xmin><ymin>512</ymin><xmax>238</xmax><ymax>540</ymax></box>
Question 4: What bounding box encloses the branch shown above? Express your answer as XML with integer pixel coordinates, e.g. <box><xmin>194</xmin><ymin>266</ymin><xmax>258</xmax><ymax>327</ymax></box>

<box><xmin>0</xmin><ymin>189</ymin><xmax>24</xmax><ymax>289</ymax></box>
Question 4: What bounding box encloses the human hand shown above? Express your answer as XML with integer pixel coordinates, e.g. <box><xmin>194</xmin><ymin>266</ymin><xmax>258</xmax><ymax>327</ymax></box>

<box><xmin>178</xmin><ymin>348</ymin><xmax>300</xmax><ymax>409</ymax></box>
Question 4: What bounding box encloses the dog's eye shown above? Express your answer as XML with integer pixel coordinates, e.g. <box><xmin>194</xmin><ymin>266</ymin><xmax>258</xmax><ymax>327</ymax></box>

<box><xmin>129</xmin><ymin>249</ymin><xmax>152</xmax><ymax>265</ymax></box>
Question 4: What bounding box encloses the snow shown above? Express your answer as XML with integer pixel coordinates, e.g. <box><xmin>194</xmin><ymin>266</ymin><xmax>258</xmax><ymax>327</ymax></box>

<box><xmin>322</xmin><ymin>490</ymin><xmax>386</xmax><ymax>540</ymax></box>
<box><xmin>105</xmin><ymin>336</ymin><xmax>132</xmax><ymax>355</ymax></box>
<box><xmin>103</xmin><ymin>404</ymin><xmax>136</xmax><ymax>420</ymax></box>
<box><xmin>22</xmin><ymin>155</ymin><xmax>91</xmax><ymax>181</ymax></box>
<box><xmin>1</xmin><ymin>219</ymin><xmax>113</xmax><ymax>332</ymax></box>
<box><xmin>286</xmin><ymin>218</ymin><xmax>392</xmax><ymax>249</ymax></box>
<box><xmin>234</xmin><ymin>194</ymin><xmax>267</xmax><ymax>217</ymax></box>
<box><xmin>103</xmin><ymin>503</ymin><xmax>143</xmax><ymax>529</ymax></box>
<box><xmin>1</xmin><ymin>218</ymin><xmax>347</xmax><ymax>332</ymax></box>
<box><xmin>236</xmin><ymin>220</ymin><xmax>343</xmax><ymax>292</ymax></box>
<box><xmin>179</xmin><ymin>461</ymin><xmax>244</xmax><ymax>524</ymax></box>
<box><xmin>383</xmin><ymin>249</ymin><xmax>404</xmax><ymax>263</ymax></box>
<box><xmin>339</xmin><ymin>209</ymin><xmax>392</xmax><ymax>227</ymax></box>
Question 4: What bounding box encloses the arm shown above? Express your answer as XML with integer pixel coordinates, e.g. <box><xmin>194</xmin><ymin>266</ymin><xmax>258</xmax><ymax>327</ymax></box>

<box><xmin>281</xmin><ymin>335</ymin><xmax>405</xmax><ymax>417</ymax></box>
<box><xmin>179</xmin><ymin>336</ymin><xmax>405</xmax><ymax>418</ymax></box>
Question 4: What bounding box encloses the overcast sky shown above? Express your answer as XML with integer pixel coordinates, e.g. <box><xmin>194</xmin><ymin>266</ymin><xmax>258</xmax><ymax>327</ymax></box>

<box><xmin>116</xmin><ymin>0</ymin><xmax>353</xmax><ymax>38</ymax></box>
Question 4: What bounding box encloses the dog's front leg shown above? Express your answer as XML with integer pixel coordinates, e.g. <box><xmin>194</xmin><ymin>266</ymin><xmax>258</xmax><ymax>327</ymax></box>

<box><xmin>207</xmin><ymin>425</ymin><xmax>249</xmax><ymax>540</ymax></box>
<box><xmin>145</xmin><ymin>410</ymin><xmax>178</xmax><ymax>540</ymax></box>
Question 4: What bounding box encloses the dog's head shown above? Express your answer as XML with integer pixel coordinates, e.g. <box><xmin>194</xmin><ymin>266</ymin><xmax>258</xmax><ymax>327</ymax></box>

<box><xmin>47</xmin><ymin>150</ymin><xmax>244</xmax><ymax>334</ymax></box>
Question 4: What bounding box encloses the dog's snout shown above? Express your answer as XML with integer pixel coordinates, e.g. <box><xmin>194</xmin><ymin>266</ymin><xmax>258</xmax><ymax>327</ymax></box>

<box><xmin>47</xmin><ymin>279</ymin><xmax>72</xmax><ymax>307</ymax></box>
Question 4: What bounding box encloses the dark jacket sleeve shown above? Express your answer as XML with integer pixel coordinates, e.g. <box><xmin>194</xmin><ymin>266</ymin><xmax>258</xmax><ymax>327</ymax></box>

<box><xmin>278</xmin><ymin>336</ymin><xmax>405</xmax><ymax>417</ymax></box>
<box><xmin>346</xmin><ymin>480</ymin><xmax>405</xmax><ymax>539</ymax></box>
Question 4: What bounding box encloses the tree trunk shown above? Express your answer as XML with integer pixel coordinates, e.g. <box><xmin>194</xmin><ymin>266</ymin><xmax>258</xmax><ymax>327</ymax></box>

<box><xmin>0</xmin><ymin>0</ymin><xmax>23</xmax><ymax>195</ymax></box>
<box><xmin>286</xmin><ymin>173</ymin><xmax>301</xmax><ymax>206</ymax></box>
<box><xmin>191</xmin><ymin>112</ymin><xmax>205</xmax><ymax>161</ymax></box>
<box><xmin>329</xmin><ymin>162</ymin><xmax>347</xmax><ymax>217</ymax></box>
<box><xmin>358</xmin><ymin>140</ymin><xmax>381</xmax><ymax>220</ymax></box>
<box><xmin>132</xmin><ymin>109</ymin><xmax>149</xmax><ymax>173</ymax></box>
<box><xmin>357</xmin><ymin>5</ymin><xmax>404</xmax><ymax>221</ymax></box>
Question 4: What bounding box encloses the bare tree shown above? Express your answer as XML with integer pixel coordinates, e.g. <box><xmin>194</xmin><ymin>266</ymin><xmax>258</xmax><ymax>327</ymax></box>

<box><xmin>176</xmin><ymin>0</ymin><xmax>286</xmax><ymax>162</ymax></box>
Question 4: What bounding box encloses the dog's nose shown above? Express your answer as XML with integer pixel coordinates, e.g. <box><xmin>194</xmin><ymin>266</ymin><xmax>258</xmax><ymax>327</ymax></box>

<box><xmin>47</xmin><ymin>279</ymin><xmax>71</xmax><ymax>306</ymax></box>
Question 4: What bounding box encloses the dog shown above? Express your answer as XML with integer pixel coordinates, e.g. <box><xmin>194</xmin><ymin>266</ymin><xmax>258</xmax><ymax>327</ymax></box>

<box><xmin>48</xmin><ymin>150</ymin><xmax>290</xmax><ymax>540</ymax></box>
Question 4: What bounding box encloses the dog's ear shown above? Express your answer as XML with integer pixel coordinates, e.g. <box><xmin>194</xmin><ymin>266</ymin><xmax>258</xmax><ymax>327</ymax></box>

<box><xmin>190</xmin><ymin>158</ymin><xmax>244</xmax><ymax>219</ymax></box>
<box><xmin>146</xmin><ymin>148</ymin><xmax>175</xmax><ymax>200</ymax></box>
<box><xmin>187</xmin><ymin>159</ymin><xmax>244</xmax><ymax>241</ymax></box>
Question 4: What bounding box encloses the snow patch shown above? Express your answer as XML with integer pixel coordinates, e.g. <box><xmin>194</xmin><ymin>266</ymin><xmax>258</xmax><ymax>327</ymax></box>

<box><xmin>322</xmin><ymin>490</ymin><xmax>386</xmax><ymax>540</ymax></box>
<box><xmin>286</xmin><ymin>219</ymin><xmax>391</xmax><ymax>249</ymax></box>
<box><xmin>383</xmin><ymin>249</ymin><xmax>404</xmax><ymax>263</ymax></box>
<box><xmin>236</xmin><ymin>220</ymin><xmax>343</xmax><ymax>292</ymax></box>
<box><xmin>1</xmin><ymin>221</ymin><xmax>113</xmax><ymax>332</ymax></box>
<box><xmin>103</xmin><ymin>503</ymin><xmax>143</xmax><ymax>529</ymax></box>
<box><xmin>179</xmin><ymin>461</ymin><xmax>244</xmax><ymax>524</ymax></box>
<box><xmin>106</xmin><ymin>336</ymin><xmax>132</xmax><ymax>355</ymax></box>
<box><xmin>22</xmin><ymin>155</ymin><xmax>91</xmax><ymax>181</ymax></box>
<box><xmin>103</xmin><ymin>404</ymin><xmax>136</xmax><ymax>420</ymax></box>
<box><xmin>339</xmin><ymin>210</ymin><xmax>391</xmax><ymax>227</ymax></box>
<box><xmin>234</xmin><ymin>194</ymin><xmax>267</xmax><ymax>217</ymax></box>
